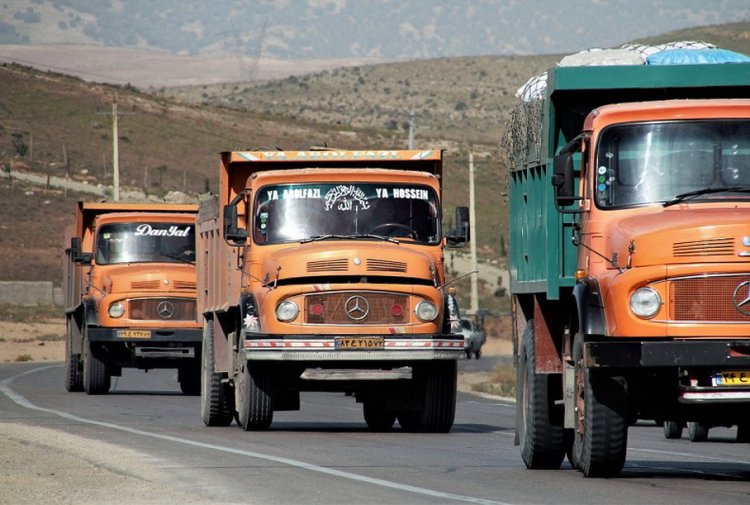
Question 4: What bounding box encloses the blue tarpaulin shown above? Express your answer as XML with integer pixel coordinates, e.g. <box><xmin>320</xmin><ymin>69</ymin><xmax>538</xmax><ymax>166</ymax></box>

<box><xmin>648</xmin><ymin>48</ymin><xmax>750</xmax><ymax>65</ymax></box>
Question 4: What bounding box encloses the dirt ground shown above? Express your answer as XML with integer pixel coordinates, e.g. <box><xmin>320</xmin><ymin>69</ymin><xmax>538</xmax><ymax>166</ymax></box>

<box><xmin>0</xmin><ymin>319</ymin><xmax>66</xmax><ymax>363</ymax></box>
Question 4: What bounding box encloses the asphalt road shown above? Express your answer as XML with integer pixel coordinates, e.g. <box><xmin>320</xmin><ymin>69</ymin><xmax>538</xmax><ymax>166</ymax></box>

<box><xmin>1</xmin><ymin>361</ymin><xmax>748</xmax><ymax>505</ymax></box>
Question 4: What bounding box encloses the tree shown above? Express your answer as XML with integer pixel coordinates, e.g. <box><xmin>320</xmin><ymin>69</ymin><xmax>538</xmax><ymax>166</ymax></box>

<box><xmin>11</xmin><ymin>133</ymin><xmax>28</xmax><ymax>157</ymax></box>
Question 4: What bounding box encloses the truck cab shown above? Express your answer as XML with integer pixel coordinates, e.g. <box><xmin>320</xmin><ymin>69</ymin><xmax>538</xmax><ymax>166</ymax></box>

<box><xmin>198</xmin><ymin>149</ymin><xmax>469</xmax><ymax>432</ymax></box>
<box><xmin>63</xmin><ymin>202</ymin><xmax>201</xmax><ymax>395</ymax></box>
<box><xmin>508</xmin><ymin>62</ymin><xmax>750</xmax><ymax>477</ymax></box>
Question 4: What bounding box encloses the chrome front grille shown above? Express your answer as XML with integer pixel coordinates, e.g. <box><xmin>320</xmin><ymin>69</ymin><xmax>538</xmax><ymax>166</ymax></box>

<box><xmin>305</xmin><ymin>292</ymin><xmax>409</xmax><ymax>325</ymax></box>
<box><xmin>129</xmin><ymin>298</ymin><xmax>196</xmax><ymax>321</ymax></box>
<box><xmin>669</xmin><ymin>274</ymin><xmax>750</xmax><ymax>322</ymax></box>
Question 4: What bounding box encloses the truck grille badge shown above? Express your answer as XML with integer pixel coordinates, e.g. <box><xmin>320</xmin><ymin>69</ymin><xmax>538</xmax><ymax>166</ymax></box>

<box><xmin>157</xmin><ymin>301</ymin><xmax>175</xmax><ymax>319</ymax></box>
<box><xmin>732</xmin><ymin>281</ymin><xmax>750</xmax><ymax>316</ymax></box>
<box><xmin>344</xmin><ymin>295</ymin><xmax>370</xmax><ymax>321</ymax></box>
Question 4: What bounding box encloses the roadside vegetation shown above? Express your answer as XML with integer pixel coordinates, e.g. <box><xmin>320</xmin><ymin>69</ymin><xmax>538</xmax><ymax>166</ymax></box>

<box><xmin>0</xmin><ymin>304</ymin><xmax>61</xmax><ymax>323</ymax></box>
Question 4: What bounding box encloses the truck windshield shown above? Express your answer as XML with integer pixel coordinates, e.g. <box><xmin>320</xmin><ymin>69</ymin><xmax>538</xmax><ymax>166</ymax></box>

<box><xmin>595</xmin><ymin>120</ymin><xmax>750</xmax><ymax>208</ymax></box>
<box><xmin>95</xmin><ymin>223</ymin><xmax>195</xmax><ymax>265</ymax></box>
<box><xmin>253</xmin><ymin>182</ymin><xmax>440</xmax><ymax>245</ymax></box>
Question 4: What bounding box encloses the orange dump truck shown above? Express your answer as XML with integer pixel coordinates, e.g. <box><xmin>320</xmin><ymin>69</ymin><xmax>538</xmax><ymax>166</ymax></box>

<box><xmin>198</xmin><ymin>149</ymin><xmax>469</xmax><ymax>431</ymax></box>
<box><xmin>63</xmin><ymin>202</ymin><xmax>201</xmax><ymax>395</ymax></box>
<box><xmin>508</xmin><ymin>62</ymin><xmax>750</xmax><ymax>477</ymax></box>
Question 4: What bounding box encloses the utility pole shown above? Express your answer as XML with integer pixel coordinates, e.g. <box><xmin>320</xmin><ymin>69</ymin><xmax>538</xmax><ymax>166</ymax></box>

<box><xmin>408</xmin><ymin>110</ymin><xmax>415</xmax><ymax>149</ymax></box>
<box><xmin>469</xmin><ymin>152</ymin><xmax>478</xmax><ymax>314</ymax></box>
<box><xmin>98</xmin><ymin>95</ymin><xmax>132</xmax><ymax>202</ymax></box>
<box><xmin>111</xmin><ymin>99</ymin><xmax>120</xmax><ymax>201</ymax></box>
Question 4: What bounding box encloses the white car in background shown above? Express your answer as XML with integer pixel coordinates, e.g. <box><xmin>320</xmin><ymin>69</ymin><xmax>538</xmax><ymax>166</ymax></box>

<box><xmin>459</xmin><ymin>318</ymin><xmax>486</xmax><ymax>359</ymax></box>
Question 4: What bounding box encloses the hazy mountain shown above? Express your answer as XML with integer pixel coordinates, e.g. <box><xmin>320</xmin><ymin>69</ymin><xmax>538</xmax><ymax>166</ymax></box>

<box><xmin>1</xmin><ymin>0</ymin><xmax>747</xmax><ymax>59</ymax></box>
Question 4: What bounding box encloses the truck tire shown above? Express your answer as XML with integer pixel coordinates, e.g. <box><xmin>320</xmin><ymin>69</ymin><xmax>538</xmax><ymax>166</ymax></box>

<box><xmin>663</xmin><ymin>421</ymin><xmax>684</xmax><ymax>439</ymax></box>
<box><xmin>236</xmin><ymin>362</ymin><xmax>273</xmax><ymax>431</ymax></box>
<box><xmin>83</xmin><ymin>336</ymin><xmax>110</xmax><ymax>395</ymax></box>
<box><xmin>363</xmin><ymin>396</ymin><xmax>396</xmax><ymax>431</ymax></box>
<box><xmin>687</xmin><ymin>422</ymin><xmax>709</xmax><ymax>442</ymax></box>
<box><xmin>64</xmin><ymin>318</ymin><xmax>83</xmax><ymax>392</ymax></box>
<box><xmin>178</xmin><ymin>361</ymin><xmax>201</xmax><ymax>396</ymax></box>
<box><xmin>517</xmin><ymin>321</ymin><xmax>566</xmax><ymax>469</ymax></box>
<box><xmin>200</xmin><ymin>319</ymin><xmax>233</xmax><ymax>426</ymax></box>
<box><xmin>571</xmin><ymin>333</ymin><xmax>628</xmax><ymax>478</ymax></box>
<box><xmin>398</xmin><ymin>361</ymin><xmax>456</xmax><ymax>433</ymax></box>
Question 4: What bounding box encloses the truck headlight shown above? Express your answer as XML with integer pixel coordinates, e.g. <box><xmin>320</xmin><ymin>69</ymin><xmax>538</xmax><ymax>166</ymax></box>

<box><xmin>108</xmin><ymin>302</ymin><xmax>125</xmax><ymax>318</ymax></box>
<box><xmin>630</xmin><ymin>287</ymin><xmax>661</xmax><ymax>318</ymax></box>
<box><xmin>415</xmin><ymin>301</ymin><xmax>438</xmax><ymax>322</ymax></box>
<box><xmin>276</xmin><ymin>300</ymin><xmax>299</xmax><ymax>322</ymax></box>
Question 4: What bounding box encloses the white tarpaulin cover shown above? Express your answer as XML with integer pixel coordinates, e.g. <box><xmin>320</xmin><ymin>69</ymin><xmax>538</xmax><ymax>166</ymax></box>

<box><xmin>515</xmin><ymin>40</ymin><xmax>743</xmax><ymax>102</ymax></box>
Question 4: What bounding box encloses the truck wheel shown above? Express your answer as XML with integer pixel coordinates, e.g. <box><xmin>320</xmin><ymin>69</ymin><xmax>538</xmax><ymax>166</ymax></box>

<box><xmin>687</xmin><ymin>422</ymin><xmax>709</xmax><ymax>442</ymax></box>
<box><xmin>517</xmin><ymin>321</ymin><xmax>566</xmax><ymax>469</ymax></box>
<box><xmin>200</xmin><ymin>319</ymin><xmax>233</xmax><ymax>426</ymax></box>
<box><xmin>397</xmin><ymin>361</ymin><xmax>457</xmax><ymax>433</ymax></box>
<box><xmin>663</xmin><ymin>421</ymin><xmax>684</xmax><ymax>439</ymax></box>
<box><xmin>236</xmin><ymin>362</ymin><xmax>273</xmax><ymax>431</ymax></box>
<box><xmin>363</xmin><ymin>397</ymin><xmax>396</xmax><ymax>431</ymax></box>
<box><xmin>64</xmin><ymin>318</ymin><xmax>83</xmax><ymax>392</ymax></box>
<box><xmin>178</xmin><ymin>361</ymin><xmax>201</xmax><ymax>396</ymax></box>
<box><xmin>571</xmin><ymin>333</ymin><xmax>628</xmax><ymax>478</ymax></box>
<box><xmin>83</xmin><ymin>337</ymin><xmax>110</xmax><ymax>395</ymax></box>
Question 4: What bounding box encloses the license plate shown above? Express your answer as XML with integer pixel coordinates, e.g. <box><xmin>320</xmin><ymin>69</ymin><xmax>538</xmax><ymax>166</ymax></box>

<box><xmin>335</xmin><ymin>337</ymin><xmax>385</xmax><ymax>349</ymax></box>
<box><xmin>712</xmin><ymin>370</ymin><xmax>750</xmax><ymax>386</ymax></box>
<box><xmin>117</xmin><ymin>330</ymin><xmax>152</xmax><ymax>339</ymax></box>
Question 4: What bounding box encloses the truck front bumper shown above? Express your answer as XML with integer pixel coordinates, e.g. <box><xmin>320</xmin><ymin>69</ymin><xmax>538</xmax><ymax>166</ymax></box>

<box><xmin>241</xmin><ymin>335</ymin><xmax>464</xmax><ymax>361</ymax></box>
<box><xmin>87</xmin><ymin>327</ymin><xmax>202</xmax><ymax>359</ymax></box>
<box><xmin>585</xmin><ymin>338</ymin><xmax>750</xmax><ymax>404</ymax></box>
<box><xmin>585</xmin><ymin>339</ymin><xmax>750</xmax><ymax>368</ymax></box>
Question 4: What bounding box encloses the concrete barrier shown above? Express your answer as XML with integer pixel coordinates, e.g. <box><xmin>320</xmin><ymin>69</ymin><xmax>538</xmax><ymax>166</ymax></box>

<box><xmin>0</xmin><ymin>281</ymin><xmax>62</xmax><ymax>306</ymax></box>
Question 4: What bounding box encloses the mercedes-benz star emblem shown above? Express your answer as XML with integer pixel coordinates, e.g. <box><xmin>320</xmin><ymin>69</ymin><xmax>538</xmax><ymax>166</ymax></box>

<box><xmin>157</xmin><ymin>301</ymin><xmax>175</xmax><ymax>319</ymax></box>
<box><xmin>732</xmin><ymin>281</ymin><xmax>750</xmax><ymax>316</ymax></box>
<box><xmin>344</xmin><ymin>295</ymin><xmax>370</xmax><ymax>321</ymax></box>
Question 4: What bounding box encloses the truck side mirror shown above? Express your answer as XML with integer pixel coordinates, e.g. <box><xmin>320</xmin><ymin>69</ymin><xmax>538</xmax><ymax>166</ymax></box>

<box><xmin>552</xmin><ymin>153</ymin><xmax>575</xmax><ymax>206</ymax></box>
<box><xmin>446</xmin><ymin>206</ymin><xmax>469</xmax><ymax>248</ymax></box>
<box><xmin>223</xmin><ymin>203</ymin><xmax>248</xmax><ymax>245</ymax></box>
<box><xmin>70</xmin><ymin>237</ymin><xmax>92</xmax><ymax>263</ymax></box>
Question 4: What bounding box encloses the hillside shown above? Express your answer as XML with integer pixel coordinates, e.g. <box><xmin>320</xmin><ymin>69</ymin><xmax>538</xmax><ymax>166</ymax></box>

<box><xmin>163</xmin><ymin>54</ymin><xmax>560</xmax><ymax>147</ymax></box>
<box><xmin>160</xmin><ymin>21</ymin><xmax>750</xmax><ymax>146</ymax></box>
<box><xmin>1</xmin><ymin>20</ymin><xmax>749</xmax><ymax>316</ymax></box>
<box><xmin>0</xmin><ymin>1</ymin><xmax>743</xmax><ymax>60</ymax></box>
<box><xmin>0</xmin><ymin>62</ymin><xmax>508</xmax><ymax>313</ymax></box>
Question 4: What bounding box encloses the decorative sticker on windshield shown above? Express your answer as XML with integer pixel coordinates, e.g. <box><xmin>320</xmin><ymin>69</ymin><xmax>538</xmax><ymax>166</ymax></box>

<box><xmin>324</xmin><ymin>185</ymin><xmax>370</xmax><ymax>212</ymax></box>
<box><xmin>134</xmin><ymin>224</ymin><xmax>192</xmax><ymax>237</ymax></box>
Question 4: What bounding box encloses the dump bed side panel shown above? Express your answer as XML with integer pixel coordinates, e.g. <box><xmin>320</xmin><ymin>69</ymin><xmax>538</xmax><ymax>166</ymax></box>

<box><xmin>508</xmin><ymin>63</ymin><xmax>750</xmax><ymax>299</ymax></box>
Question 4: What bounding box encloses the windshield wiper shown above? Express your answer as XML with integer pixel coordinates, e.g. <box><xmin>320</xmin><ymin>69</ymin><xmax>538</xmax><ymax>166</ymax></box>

<box><xmin>663</xmin><ymin>186</ymin><xmax>750</xmax><ymax>207</ymax></box>
<box><xmin>300</xmin><ymin>234</ymin><xmax>399</xmax><ymax>244</ymax></box>
<box><xmin>155</xmin><ymin>252</ymin><xmax>195</xmax><ymax>265</ymax></box>
<box><xmin>350</xmin><ymin>233</ymin><xmax>400</xmax><ymax>244</ymax></box>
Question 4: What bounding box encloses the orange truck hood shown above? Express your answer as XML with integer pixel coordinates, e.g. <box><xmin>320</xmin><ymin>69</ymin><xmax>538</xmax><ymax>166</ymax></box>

<box><xmin>260</xmin><ymin>241</ymin><xmax>436</xmax><ymax>283</ymax></box>
<box><xmin>610</xmin><ymin>207</ymin><xmax>750</xmax><ymax>268</ymax></box>
<box><xmin>98</xmin><ymin>263</ymin><xmax>195</xmax><ymax>294</ymax></box>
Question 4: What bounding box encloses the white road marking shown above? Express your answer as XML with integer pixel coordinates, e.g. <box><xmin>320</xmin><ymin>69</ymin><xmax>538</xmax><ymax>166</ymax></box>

<box><xmin>1</xmin><ymin>365</ymin><xmax>512</xmax><ymax>505</ymax></box>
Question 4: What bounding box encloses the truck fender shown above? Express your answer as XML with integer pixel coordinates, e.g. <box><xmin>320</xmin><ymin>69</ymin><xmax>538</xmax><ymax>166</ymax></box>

<box><xmin>83</xmin><ymin>298</ymin><xmax>100</xmax><ymax>328</ymax></box>
<box><xmin>573</xmin><ymin>279</ymin><xmax>607</xmax><ymax>336</ymax></box>
<box><xmin>442</xmin><ymin>292</ymin><xmax>461</xmax><ymax>334</ymax></box>
<box><xmin>238</xmin><ymin>293</ymin><xmax>260</xmax><ymax>338</ymax></box>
